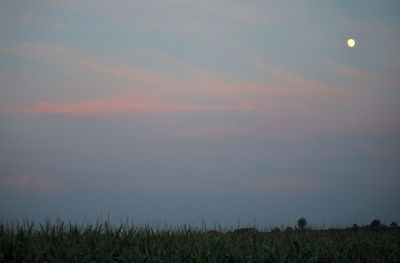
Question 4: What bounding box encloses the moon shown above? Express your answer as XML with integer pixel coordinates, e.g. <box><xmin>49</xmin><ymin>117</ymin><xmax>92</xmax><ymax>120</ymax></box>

<box><xmin>347</xmin><ymin>38</ymin><xmax>355</xmax><ymax>48</ymax></box>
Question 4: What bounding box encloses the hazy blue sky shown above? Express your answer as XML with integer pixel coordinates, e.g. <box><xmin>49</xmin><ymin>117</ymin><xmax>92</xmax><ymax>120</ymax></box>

<box><xmin>1</xmin><ymin>0</ymin><xmax>399</xmax><ymax>228</ymax></box>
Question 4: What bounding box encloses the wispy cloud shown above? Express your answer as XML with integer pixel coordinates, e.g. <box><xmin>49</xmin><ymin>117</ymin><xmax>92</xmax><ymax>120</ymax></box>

<box><xmin>252</xmin><ymin>59</ymin><xmax>339</xmax><ymax>96</ymax></box>
<box><xmin>6</xmin><ymin>93</ymin><xmax>246</xmax><ymax>116</ymax></box>
<box><xmin>328</xmin><ymin>61</ymin><xmax>375</xmax><ymax>80</ymax></box>
<box><xmin>1</xmin><ymin>42</ymin><xmax>328</xmax><ymax>116</ymax></box>
<box><xmin>0</xmin><ymin>41</ymin><xmax>263</xmax><ymax>97</ymax></box>
<box><xmin>0</xmin><ymin>42</ymin><xmax>168</xmax><ymax>88</ymax></box>
<box><xmin>2</xmin><ymin>175</ymin><xmax>61</xmax><ymax>191</ymax></box>
<box><xmin>2</xmin><ymin>175</ymin><xmax>30</xmax><ymax>190</ymax></box>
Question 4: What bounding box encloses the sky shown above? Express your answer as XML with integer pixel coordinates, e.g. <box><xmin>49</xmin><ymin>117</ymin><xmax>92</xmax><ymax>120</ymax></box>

<box><xmin>0</xmin><ymin>0</ymin><xmax>399</xmax><ymax>228</ymax></box>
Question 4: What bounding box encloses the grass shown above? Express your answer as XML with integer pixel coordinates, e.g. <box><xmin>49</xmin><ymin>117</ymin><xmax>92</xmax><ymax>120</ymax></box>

<box><xmin>1</xmin><ymin>219</ymin><xmax>399</xmax><ymax>262</ymax></box>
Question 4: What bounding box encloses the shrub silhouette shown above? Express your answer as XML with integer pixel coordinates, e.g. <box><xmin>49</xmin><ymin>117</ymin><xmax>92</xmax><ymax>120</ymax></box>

<box><xmin>370</xmin><ymin>219</ymin><xmax>381</xmax><ymax>232</ymax></box>
<box><xmin>206</xmin><ymin>230</ymin><xmax>219</xmax><ymax>235</ymax></box>
<box><xmin>233</xmin><ymin>227</ymin><xmax>258</xmax><ymax>234</ymax></box>
<box><xmin>271</xmin><ymin>227</ymin><xmax>281</xmax><ymax>233</ymax></box>
<box><xmin>297</xmin><ymin>217</ymin><xmax>307</xmax><ymax>230</ymax></box>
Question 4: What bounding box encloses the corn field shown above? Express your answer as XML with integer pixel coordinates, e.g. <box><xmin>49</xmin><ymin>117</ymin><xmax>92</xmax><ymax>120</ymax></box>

<box><xmin>1</xmin><ymin>220</ymin><xmax>399</xmax><ymax>262</ymax></box>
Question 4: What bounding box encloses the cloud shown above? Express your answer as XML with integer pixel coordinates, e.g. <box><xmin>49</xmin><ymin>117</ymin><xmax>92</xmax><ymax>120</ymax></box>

<box><xmin>43</xmin><ymin>0</ymin><xmax>277</xmax><ymax>26</ymax></box>
<box><xmin>32</xmin><ymin>175</ymin><xmax>61</xmax><ymax>191</ymax></box>
<box><xmin>1</xmin><ymin>40</ymin><xmax>394</xmax><ymax>142</ymax></box>
<box><xmin>0</xmin><ymin>42</ymin><xmax>169</xmax><ymax>88</ymax></box>
<box><xmin>142</xmin><ymin>49</ymin><xmax>341</xmax><ymax>98</ymax></box>
<box><xmin>1</xmin><ymin>175</ymin><xmax>61</xmax><ymax>191</ymax></box>
<box><xmin>252</xmin><ymin>59</ymin><xmax>339</xmax><ymax>96</ymax></box>
<box><xmin>0</xmin><ymin>41</ymin><xmax>266</xmax><ymax>97</ymax></box>
<box><xmin>2</xmin><ymin>175</ymin><xmax>30</xmax><ymax>189</ymax></box>
<box><xmin>6</xmin><ymin>94</ymin><xmax>245</xmax><ymax>116</ymax></box>
<box><xmin>328</xmin><ymin>61</ymin><xmax>375</xmax><ymax>80</ymax></box>
<box><xmin>0</xmin><ymin>40</ymin><xmax>341</xmax><ymax>104</ymax></box>
<box><xmin>1</xmin><ymin>42</ymin><xmax>304</xmax><ymax>116</ymax></box>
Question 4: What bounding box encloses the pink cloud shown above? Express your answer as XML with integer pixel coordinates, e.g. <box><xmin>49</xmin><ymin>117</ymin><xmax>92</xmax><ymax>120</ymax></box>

<box><xmin>2</xmin><ymin>175</ymin><xmax>30</xmax><ymax>189</ymax></box>
<box><xmin>1</xmin><ymin>175</ymin><xmax>61</xmax><ymax>191</ymax></box>
<box><xmin>6</xmin><ymin>94</ymin><xmax>248</xmax><ymax>116</ymax></box>
<box><xmin>144</xmin><ymin>49</ymin><xmax>338</xmax><ymax>97</ymax></box>
<box><xmin>336</xmin><ymin>65</ymin><xmax>374</xmax><ymax>80</ymax></box>
<box><xmin>328</xmin><ymin>61</ymin><xmax>375</xmax><ymax>80</ymax></box>
<box><xmin>3</xmin><ymin>41</ymin><xmax>394</xmax><ymax>141</ymax></box>
<box><xmin>180</xmin><ymin>103</ymin><xmax>400</xmax><ymax>141</ymax></box>
<box><xmin>253</xmin><ymin>61</ymin><xmax>345</xmax><ymax>99</ymax></box>
<box><xmin>32</xmin><ymin>175</ymin><xmax>61</xmax><ymax>191</ymax></box>
<box><xmin>0</xmin><ymin>42</ymin><xmax>169</xmax><ymax>89</ymax></box>
<box><xmin>0</xmin><ymin>42</ymin><xmax>277</xmax><ymax>101</ymax></box>
<box><xmin>223</xmin><ymin>94</ymin><xmax>258</xmax><ymax>111</ymax></box>
<box><xmin>1</xmin><ymin>42</ymin><xmax>341</xmax><ymax>115</ymax></box>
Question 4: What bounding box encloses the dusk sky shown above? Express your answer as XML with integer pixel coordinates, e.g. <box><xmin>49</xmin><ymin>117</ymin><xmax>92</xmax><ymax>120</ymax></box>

<box><xmin>1</xmin><ymin>0</ymin><xmax>399</xmax><ymax>228</ymax></box>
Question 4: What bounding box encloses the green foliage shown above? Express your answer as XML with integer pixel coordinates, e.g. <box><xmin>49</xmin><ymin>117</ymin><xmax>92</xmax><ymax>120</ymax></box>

<box><xmin>0</xmin><ymin>220</ymin><xmax>399</xmax><ymax>262</ymax></box>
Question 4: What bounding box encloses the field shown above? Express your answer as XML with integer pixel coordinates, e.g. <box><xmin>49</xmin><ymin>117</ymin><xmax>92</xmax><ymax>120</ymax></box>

<box><xmin>1</xmin><ymin>220</ymin><xmax>399</xmax><ymax>262</ymax></box>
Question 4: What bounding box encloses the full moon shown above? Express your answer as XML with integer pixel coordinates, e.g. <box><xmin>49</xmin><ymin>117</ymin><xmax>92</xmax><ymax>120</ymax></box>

<box><xmin>347</xmin><ymin>38</ymin><xmax>355</xmax><ymax>47</ymax></box>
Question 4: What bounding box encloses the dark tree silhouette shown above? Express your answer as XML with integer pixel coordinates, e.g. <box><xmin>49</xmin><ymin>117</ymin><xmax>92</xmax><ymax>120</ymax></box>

<box><xmin>297</xmin><ymin>217</ymin><xmax>307</xmax><ymax>230</ymax></box>
<box><xmin>370</xmin><ymin>219</ymin><xmax>381</xmax><ymax>232</ymax></box>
